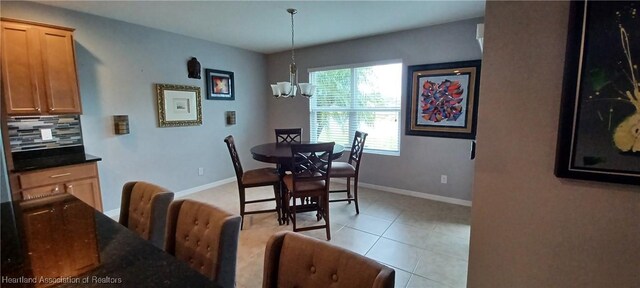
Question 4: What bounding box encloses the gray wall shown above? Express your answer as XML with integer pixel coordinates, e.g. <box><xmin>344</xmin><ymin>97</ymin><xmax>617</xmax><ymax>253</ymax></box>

<box><xmin>1</xmin><ymin>1</ymin><xmax>271</xmax><ymax>211</ymax></box>
<box><xmin>468</xmin><ymin>1</ymin><xmax>640</xmax><ymax>287</ymax></box>
<box><xmin>266</xmin><ymin>18</ymin><xmax>483</xmax><ymax>201</ymax></box>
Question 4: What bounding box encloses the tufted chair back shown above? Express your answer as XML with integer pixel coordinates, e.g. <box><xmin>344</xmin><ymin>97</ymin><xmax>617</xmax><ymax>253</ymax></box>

<box><xmin>119</xmin><ymin>181</ymin><xmax>174</xmax><ymax>248</ymax></box>
<box><xmin>164</xmin><ymin>199</ymin><xmax>241</xmax><ymax>288</ymax></box>
<box><xmin>263</xmin><ymin>231</ymin><xmax>395</xmax><ymax>288</ymax></box>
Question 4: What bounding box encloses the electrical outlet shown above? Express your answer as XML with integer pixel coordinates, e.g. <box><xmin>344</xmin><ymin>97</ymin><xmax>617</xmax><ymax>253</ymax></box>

<box><xmin>40</xmin><ymin>128</ymin><xmax>53</xmax><ymax>140</ymax></box>
<box><xmin>198</xmin><ymin>167</ymin><xmax>204</xmax><ymax>176</ymax></box>
<box><xmin>440</xmin><ymin>175</ymin><xmax>448</xmax><ymax>184</ymax></box>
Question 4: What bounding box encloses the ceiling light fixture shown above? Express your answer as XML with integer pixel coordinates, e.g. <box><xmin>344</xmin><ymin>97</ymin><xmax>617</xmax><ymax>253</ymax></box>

<box><xmin>270</xmin><ymin>8</ymin><xmax>315</xmax><ymax>98</ymax></box>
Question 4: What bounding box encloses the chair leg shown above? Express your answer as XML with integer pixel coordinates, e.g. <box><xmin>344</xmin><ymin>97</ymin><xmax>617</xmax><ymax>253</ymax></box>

<box><xmin>273</xmin><ymin>183</ymin><xmax>282</xmax><ymax>225</ymax></box>
<box><xmin>291</xmin><ymin>196</ymin><xmax>297</xmax><ymax>231</ymax></box>
<box><xmin>353</xmin><ymin>176</ymin><xmax>360</xmax><ymax>214</ymax></box>
<box><xmin>346</xmin><ymin>177</ymin><xmax>352</xmax><ymax>204</ymax></box>
<box><xmin>239</xmin><ymin>187</ymin><xmax>246</xmax><ymax>229</ymax></box>
<box><xmin>324</xmin><ymin>194</ymin><xmax>331</xmax><ymax>241</ymax></box>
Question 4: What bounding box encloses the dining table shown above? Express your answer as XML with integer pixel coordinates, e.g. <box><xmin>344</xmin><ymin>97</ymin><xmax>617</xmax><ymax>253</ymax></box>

<box><xmin>0</xmin><ymin>193</ymin><xmax>219</xmax><ymax>288</ymax></box>
<box><xmin>250</xmin><ymin>141</ymin><xmax>344</xmax><ymax>224</ymax></box>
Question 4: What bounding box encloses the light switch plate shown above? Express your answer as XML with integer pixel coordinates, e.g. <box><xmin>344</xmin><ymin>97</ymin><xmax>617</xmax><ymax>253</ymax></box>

<box><xmin>40</xmin><ymin>128</ymin><xmax>53</xmax><ymax>140</ymax></box>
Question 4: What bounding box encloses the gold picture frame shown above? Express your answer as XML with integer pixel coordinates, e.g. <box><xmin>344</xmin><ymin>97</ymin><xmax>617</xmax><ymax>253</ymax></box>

<box><xmin>156</xmin><ymin>84</ymin><xmax>202</xmax><ymax>127</ymax></box>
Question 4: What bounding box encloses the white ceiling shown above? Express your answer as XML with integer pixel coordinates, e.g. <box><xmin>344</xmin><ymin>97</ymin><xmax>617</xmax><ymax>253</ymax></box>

<box><xmin>35</xmin><ymin>0</ymin><xmax>485</xmax><ymax>54</ymax></box>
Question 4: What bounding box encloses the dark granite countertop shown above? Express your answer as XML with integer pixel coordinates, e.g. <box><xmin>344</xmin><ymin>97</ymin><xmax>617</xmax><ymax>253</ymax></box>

<box><xmin>11</xmin><ymin>146</ymin><xmax>102</xmax><ymax>172</ymax></box>
<box><xmin>1</xmin><ymin>195</ymin><xmax>219</xmax><ymax>287</ymax></box>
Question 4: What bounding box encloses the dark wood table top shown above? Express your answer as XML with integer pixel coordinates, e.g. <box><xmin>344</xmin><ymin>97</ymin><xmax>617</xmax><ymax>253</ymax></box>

<box><xmin>250</xmin><ymin>142</ymin><xmax>345</xmax><ymax>164</ymax></box>
<box><xmin>1</xmin><ymin>194</ymin><xmax>219</xmax><ymax>287</ymax></box>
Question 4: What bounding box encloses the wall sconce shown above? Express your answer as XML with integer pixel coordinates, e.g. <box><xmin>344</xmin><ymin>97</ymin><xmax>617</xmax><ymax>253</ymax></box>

<box><xmin>225</xmin><ymin>111</ymin><xmax>236</xmax><ymax>125</ymax></box>
<box><xmin>476</xmin><ymin>23</ymin><xmax>484</xmax><ymax>52</ymax></box>
<box><xmin>113</xmin><ymin>115</ymin><xmax>130</xmax><ymax>135</ymax></box>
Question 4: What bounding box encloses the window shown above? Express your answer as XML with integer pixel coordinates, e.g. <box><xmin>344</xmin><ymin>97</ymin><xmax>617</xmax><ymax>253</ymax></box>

<box><xmin>309</xmin><ymin>61</ymin><xmax>402</xmax><ymax>154</ymax></box>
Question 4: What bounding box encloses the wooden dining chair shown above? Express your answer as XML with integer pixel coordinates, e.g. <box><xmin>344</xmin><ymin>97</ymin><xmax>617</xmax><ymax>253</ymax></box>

<box><xmin>275</xmin><ymin>128</ymin><xmax>302</xmax><ymax>143</ymax></box>
<box><xmin>329</xmin><ymin>131</ymin><xmax>368</xmax><ymax>214</ymax></box>
<box><xmin>119</xmin><ymin>181</ymin><xmax>174</xmax><ymax>248</ymax></box>
<box><xmin>283</xmin><ymin>142</ymin><xmax>334</xmax><ymax>240</ymax></box>
<box><xmin>164</xmin><ymin>199</ymin><xmax>241</xmax><ymax>288</ymax></box>
<box><xmin>224</xmin><ymin>135</ymin><xmax>282</xmax><ymax>228</ymax></box>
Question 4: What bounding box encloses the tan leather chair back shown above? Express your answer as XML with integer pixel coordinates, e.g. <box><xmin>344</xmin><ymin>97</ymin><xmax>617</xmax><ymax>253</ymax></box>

<box><xmin>119</xmin><ymin>181</ymin><xmax>173</xmax><ymax>248</ymax></box>
<box><xmin>263</xmin><ymin>231</ymin><xmax>395</xmax><ymax>288</ymax></box>
<box><xmin>165</xmin><ymin>199</ymin><xmax>241</xmax><ymax>288</ymax></box>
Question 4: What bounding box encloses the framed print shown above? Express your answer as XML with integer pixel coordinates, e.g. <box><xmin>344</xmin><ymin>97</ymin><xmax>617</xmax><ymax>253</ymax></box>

<box><xmin>205</xmin><ymin>69</ymin><xmax>235</xmax><ymax>100</ymax></box>
<box><xmin>555</xmin><ymin>0</ymin><xmax>639</xmax><ymax>185</ymax></box>
<box><xmin>156</xmin><ymin>84</ymin><xmax>202</xmax><ymax>127</ymax></box>
<box><xmin>406</xmin><ymin>60</ymin><xmax>481</xmax><ymax>139</ymax></box>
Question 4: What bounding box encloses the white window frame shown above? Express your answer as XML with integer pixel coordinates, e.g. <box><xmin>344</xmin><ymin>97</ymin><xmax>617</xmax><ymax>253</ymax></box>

<box><xmin>308</xmin><ymin>59</ymin><xmax>402</xmax><ymax>156</ymax></box>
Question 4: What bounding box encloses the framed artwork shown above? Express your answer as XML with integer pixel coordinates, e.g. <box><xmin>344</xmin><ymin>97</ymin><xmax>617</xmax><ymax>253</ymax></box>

<box><xmin>205</xmin><ymin>69</ymin><xmax>235</xmax><ymax>100</ymax></box>
<box><xmin>555</xmin><ymin>0</ymin><xmax>639</xmax><ymax>185</ymax></box>
<box><xmin>406</xmin><ymin>60</ymin><xmax>481</xmax><ymax>139</ymax></box>
<box><xmin>156</xmin><ymin>84</ymin><xmax>202</xmax><ymax>127</ymax></box>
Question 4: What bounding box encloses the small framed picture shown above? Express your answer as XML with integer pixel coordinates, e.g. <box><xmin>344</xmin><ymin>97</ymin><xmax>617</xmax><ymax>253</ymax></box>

<box><xmin>205</xmin><ymin>69</ymin><xmax>235</xmax><ymax>100</ymax></box>
<box><xmin>156</xmin><ymin>84</ymin><xmax>202</xmax><ymax>127</ymax></box>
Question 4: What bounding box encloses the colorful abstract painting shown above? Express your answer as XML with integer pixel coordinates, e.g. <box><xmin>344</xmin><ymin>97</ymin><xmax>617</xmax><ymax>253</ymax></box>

<box><xmin>406</xmin><ymin>60</ymin><xmax>481</xmax><ymax>139</ymax></box>
<box><xmin>205</xmin><ymin>69</ymin><xmax>235</xmax><ymax>100</ymax></box>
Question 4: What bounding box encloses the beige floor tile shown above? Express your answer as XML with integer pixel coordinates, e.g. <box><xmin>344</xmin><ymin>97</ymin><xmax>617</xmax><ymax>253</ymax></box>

<box><xmin>406</xmin><ymin>274</ymin><xmax>451</xmax><ymax>288</ymax></box>
<box><xmin>414</xmin><ymin>249</ymin><xmax>468</xmax><ymax>288</ymax></box>
<box><xmin>382</xmin><ymin>222</ymin><xmax>434</xmax><ymax>250</ymax></box>
<box><xmin>365</xmin><ymin>237</ymin><xmax>421</xmax><ymax>272</ymax></box>
<box><xmin>394</xmin><ymin>210</ymin><xmax>443</xmax><ymax>231</ymax></box>
<box><xmin>393</xmin><ymin>268</ymin><xmax>412</xmax><ymax>288</ymax></box>
<box><xmin>423</xmin><ymin>231</ymin><xmax>469</xmax><ymax>261</ymax></box>
<box><xmin>433</xmin><ymin>217</ymin><xmax>471</xmax><ymax>241</ymax></box>
<box><xmin>362</xmin><ymin>200</ymin><xmax>404</xmax><ymax>221</ymax></box>
<box><xmin>329</xmin><ymin>226</ymin><xmax>379</xmax><ymax>255</ymax></box>
<box><xmin>338</xmin><ymin>213</ymin><xmax>393</xmax><ymax>236</ymax></box>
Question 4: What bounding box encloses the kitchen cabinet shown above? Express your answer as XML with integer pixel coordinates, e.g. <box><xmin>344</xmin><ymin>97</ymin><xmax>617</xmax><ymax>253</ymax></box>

<box><xmin>1</xmin><ymin>18</ymin><xmax>82</xmax><ymax>115</ymax></box>
<box><xmin>17</xmin><ymin>162</ymin><xmax>103</xmax><ymax>211</ymax></box>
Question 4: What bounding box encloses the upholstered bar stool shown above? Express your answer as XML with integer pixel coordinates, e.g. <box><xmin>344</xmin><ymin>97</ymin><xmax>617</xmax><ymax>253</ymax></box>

<box><xmin>224</xmin><ymin>135</ymin><xmax>282</xmax><ymax>228</ymax></box>
<box><xmin>329</xmin><ymin>131</ymin><xmax>368</xmax><ymax>214</ymax></box>
<box><xmin>119</xmin><ymin>181</ymin><xmax>174</xmax><ymax>248</ymax></box>
<box><xmin>263</xmin><ymin>231</ymin><xmax>395</xmax><ymax>288</ymax></box>
<box><xmin>164</xmin><ymin>199</ymin><xmax>241</xmax><ymax>288</ymax></box>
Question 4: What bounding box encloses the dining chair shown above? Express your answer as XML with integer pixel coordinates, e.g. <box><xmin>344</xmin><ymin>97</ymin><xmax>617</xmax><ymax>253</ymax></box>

<box><xmin>164</xmin><ymin>199</ymin><xmax>241</xmax><ymax>288</ymax></box>
<box><xmin>224</xmin><ymin>135</ymin><xmax>282</xmax><ymax>228</ymax></box>
<box><xmin>275</xmin><ymin>128</ymin><xmax>302</xmax><ymax>143</ymax></box>
<box><xmin>119</xmin><ymin>181</ymin><xmax>174</xmax><ymax>248</ymax></box>
<box><xmin>262</xmin><ymin>231</ymin><xmax>395</xmax><ymax>288</ymax></box>
<box><xmin>283</xmin><ymin>142</ymin><xmax>334</xmax><ymax>240</ymax></box>
<box><xmin>329</xmin><ymin>131</ymin><xmax>368</xmax><ymax>214</ymax></box>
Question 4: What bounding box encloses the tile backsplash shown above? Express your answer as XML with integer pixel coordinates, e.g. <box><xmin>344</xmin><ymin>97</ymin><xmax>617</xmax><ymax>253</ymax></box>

<box><xmin>8</xmin><ymin>115</ymin><xmax>83</xmax><ymax>152</ymax></box>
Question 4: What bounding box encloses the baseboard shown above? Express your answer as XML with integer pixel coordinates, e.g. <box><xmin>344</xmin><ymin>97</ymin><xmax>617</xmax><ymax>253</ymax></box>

<box><xmin>103</xmin><ymin>177</ymin><xmax>236</xmax><ymax>218</ymax></box>
<box><xmin>332</xmin><ymin>179</ymin><xmax>472</xmax><ymax>207</ymax></box>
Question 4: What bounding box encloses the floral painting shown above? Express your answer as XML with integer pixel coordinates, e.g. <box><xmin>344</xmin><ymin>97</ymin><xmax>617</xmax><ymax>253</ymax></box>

<box><xmin>555</xmin><ymin>0</ymin><xmax>639</xmax><ymax>185</ymax></box>
<box><xmin>406</xmin><ymin>60</ymin><xmax>481</xmax><ymax>139</ymax></box>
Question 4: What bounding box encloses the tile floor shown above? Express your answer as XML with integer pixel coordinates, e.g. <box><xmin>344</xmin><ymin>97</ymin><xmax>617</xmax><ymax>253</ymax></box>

<box><xmin>183</xmin><ymin>182</ymin><xmax>471</xmax><ymax>288</ymax></box>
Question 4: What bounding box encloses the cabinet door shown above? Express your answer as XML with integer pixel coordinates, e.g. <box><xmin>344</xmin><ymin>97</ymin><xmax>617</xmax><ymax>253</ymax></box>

<box><xmin>39</xmin><ymin>26</ymin><xmax>81</xmax><ymax>114</ymax></box>
<box><xmin>21</xmin><ymin>205</ymin><xmax>67</xmax><ymax>279</ymax></box>
<box><xmin>1</xmin><ymin>21</ymin><xmax>44</xmax><ymax>115</ymax></box>
<box><xmin>65</xmin><ymin>178</ymin><xmax>103</xmax><ymax>212</ymax></box>
<box><xmin>61</xmin><ymin>199</ymin><xmax>100</xmax><ymax>274</ymax></box>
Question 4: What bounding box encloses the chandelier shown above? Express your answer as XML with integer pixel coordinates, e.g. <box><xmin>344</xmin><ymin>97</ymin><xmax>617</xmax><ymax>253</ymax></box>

<box><xmin>270</xmin><ymin>8</ymin><xmax>315</xmax><ymax>98</ymax></box>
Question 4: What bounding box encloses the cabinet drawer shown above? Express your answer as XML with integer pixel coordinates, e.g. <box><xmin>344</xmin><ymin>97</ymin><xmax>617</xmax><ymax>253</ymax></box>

<box><xmin>22</xmin><ymin>184</ymin><xmax>64</xmax><ymax>200</ymax></box>
<box><xmin>19</xmin><ymin>163</ymin><xmax>97</xmax><ymax>189</ymax></box>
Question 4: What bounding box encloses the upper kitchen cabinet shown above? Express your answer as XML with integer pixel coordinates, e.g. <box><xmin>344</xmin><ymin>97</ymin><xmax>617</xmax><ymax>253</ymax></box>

<box><xmin>1</xmin><ymin>18</ymin><xmax>82</xmax><ymax>115</ymax></box>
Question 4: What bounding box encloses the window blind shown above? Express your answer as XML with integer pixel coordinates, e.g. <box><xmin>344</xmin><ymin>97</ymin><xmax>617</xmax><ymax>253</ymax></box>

<box><xmin>309</xmin><ymin>62</ymin><xmax>402</xmax><ymax>153</ymax></box>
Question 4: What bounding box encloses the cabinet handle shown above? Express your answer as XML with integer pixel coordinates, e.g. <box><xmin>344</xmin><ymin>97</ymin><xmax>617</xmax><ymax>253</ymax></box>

<box><xmin>49</xmin><ymin>108</ymin><xmax>55</xmax><ymax>112</ymax></box>
<box><xmin>52</xmin><ymin>186</ymin><xmax>60</xmax><ymax>193</ymax></box>
<box><xmin>36</xmin><ymin>107</ymin><xmax>41</xmax><ymax>112</ymax></box>
<box><xmin>66</xmin><ymin>184</ymin><xmax>74</xmax><ymax>193</ymax></box>
<box><xmin>50</xmin><ymin>173</ymin><xmax>71</xmax><ymax>178</ymax></box>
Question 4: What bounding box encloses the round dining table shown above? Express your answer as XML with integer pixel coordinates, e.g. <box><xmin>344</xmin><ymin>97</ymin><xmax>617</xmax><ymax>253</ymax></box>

<box><xmin>250</xmin><ymin>142</ymin><xmax>344</xmax><ymax>225</ymax></box>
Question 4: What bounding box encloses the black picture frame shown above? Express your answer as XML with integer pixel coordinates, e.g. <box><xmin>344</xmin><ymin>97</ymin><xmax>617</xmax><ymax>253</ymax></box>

<box><xmin>555</xmin><ymin>0</ymin><xmax>639</xmax><ymax>185</ymax></box>
<box><xmin>405</xmin><ymin>60</ymin><xmax>481</xmax><ymax>139</ymax></box>
<box><xmin>205</xmin><ymin>69</ymin><xmax>234</xmax><ymax>100</ymax></box>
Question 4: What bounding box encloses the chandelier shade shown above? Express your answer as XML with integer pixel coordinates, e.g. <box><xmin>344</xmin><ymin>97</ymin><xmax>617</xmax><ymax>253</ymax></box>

<box><xmin>270</xmin><ymin>8</ymin><xmax>315</xmax><ymax>98</ymax></box>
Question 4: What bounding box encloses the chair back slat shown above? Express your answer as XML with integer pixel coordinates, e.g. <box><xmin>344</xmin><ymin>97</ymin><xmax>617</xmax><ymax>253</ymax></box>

<box><xmin>290</xmin><ymin>143</ymin><xmax>334</xmax><ymax>187</ymax></box>
<box><xmin>223</xmin><ymin>135</ymin><xmax>243</xmax><ymax>180</ymax></box>
<box><xmin>349</xmin><ymin>131</ymin><xmax>368</xmax><ymax>167</ymax></box>
<box><xmin>275</xmin><ymin>128</ymin><xmax>302</xmax><ymax>143</ymax></box>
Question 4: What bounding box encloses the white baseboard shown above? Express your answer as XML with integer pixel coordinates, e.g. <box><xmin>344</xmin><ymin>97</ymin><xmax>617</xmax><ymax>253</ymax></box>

<box><xmin>332</xmin><ymin>179</ymin><xmax>472</xmax><ymax>207</ymax></box>
<box><xmin>103</xmin><ymin>177</ymin><xmax>236</xmax><ymax>218</ymax></box>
